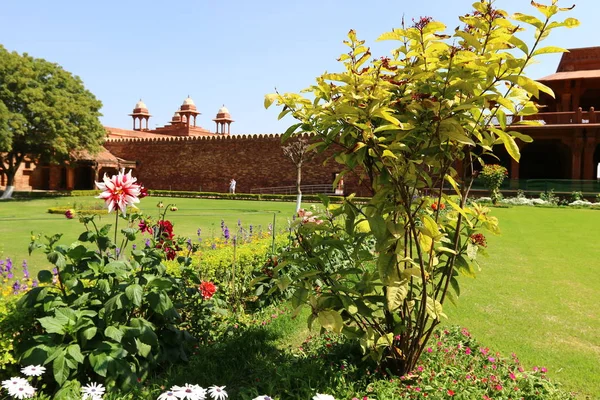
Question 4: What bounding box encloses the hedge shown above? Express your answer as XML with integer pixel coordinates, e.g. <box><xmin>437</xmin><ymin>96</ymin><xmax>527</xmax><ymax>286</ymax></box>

<box><xmin>148</xmin><ymin>190</ymin><xmax>370</xmax><ymax>203</ymax></box>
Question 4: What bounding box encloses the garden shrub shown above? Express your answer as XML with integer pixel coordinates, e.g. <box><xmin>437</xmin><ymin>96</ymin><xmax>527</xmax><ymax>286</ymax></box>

<box><xmin>479</xmin><ymin>164</ymin><xmax>508</xmax><ymax>205</ymax></box>
<box><xmin>11</xmin><ymin>171</ymin><xmax>222</xmax><ymax>397</ymax></box>
<box><xmin>265</xmin><ymin>0</ymin><xmax>577</xmax><ymax>377</ymax></box>
<box><xmin>0</xmin><ymin>296</ymin><xmax>35</xmax><ymax>377</ymax></box>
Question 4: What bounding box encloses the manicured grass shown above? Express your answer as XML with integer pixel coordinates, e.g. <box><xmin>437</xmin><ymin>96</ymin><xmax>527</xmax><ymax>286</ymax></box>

<box><xmin>444</xmin><ymin>206</ymin><xmax>600</xmax><ymax>398</ymax></box>
<box><xmin>0</xmin><ymin>196</ymin><xmax>296</xmax><ymax>276</ymax></box>
<box><xmin>1</xmin><ymin>199</ymin><xmax>599</xmax><ymax>397</ymax></box>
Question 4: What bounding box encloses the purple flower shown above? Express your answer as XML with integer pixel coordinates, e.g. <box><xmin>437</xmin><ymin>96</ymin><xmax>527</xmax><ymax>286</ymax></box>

<box><xmin>220</xmin><ymin>219</ymin><xmax>225</xmax><ymax>230</ymax></box>
<box><xmin>32</xmin><ymin>279</ymin><xmax>39</xmax><ymax>288</ymax></box>
<box><xmin>12</xmin><ymin>280</ymin><xmax>20</xmax><ymax>294</ymax></box>
<box><xmin>211</xmin><ymin>243</ymin><xmax>217</xmax><ymax>250</ymax></box>
<box><xmin>145</xmin><ymin>238</ymin><xmax>151</xmax><ymax>247</ymax></box>
<box><xmin>7</xmin><ymin>271</ymin><xmax>13</xmax><ymax>279</ymax></box>
<box><xmin>238</xmin><ymin>219</ymin><xmax>242</xmax><ymax>227</ymax></box>
<box><xmin>197</xmin><ymin>228</ymin><xmax>202</xmax><ymax>236</ymax></box>
<box><xmin>132</xmin><ymin>244</ymin><xmax>137</xmax><ymax>250</ymax></box>
<box><xmin>52</xmin><ymin>267</ymin><xmax>58</xmax><ymax>276</ymax></box>
<box><xmin>223</xmin><ymin>226</ymin><xmax>230</xmax><ymax>240</ymax></box>
<box><xmin>6</xmin><ymin>258</ymin><xmax>12</xmax><ymax>271</ymax></box>
<box><xmin>249</xmin><ymin>225</ymin><xmax>253</xmax><ymax>235</ymax></box>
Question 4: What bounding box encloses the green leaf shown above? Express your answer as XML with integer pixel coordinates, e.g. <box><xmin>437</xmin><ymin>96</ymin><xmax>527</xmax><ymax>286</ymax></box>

<box><xmin>318</xmin><ymin>310</ymin><xmax>344</xmax><ymax>334</ymax></box>
<box><xmin>494</xmin><ymin>128</ymin><xmax>521</xmax><ymax>162</ymax></box>
<box><xmin>53</xmin><ymin>352</ymin><xmax>69</xmax><ymax>385</ymax></box>
<box><xmin>512</xmin><ymin>13</ymin><xmax>544</xmax><ymax>29</ymax></box>
<box><xmin>88</xmin><ymin>351</ymin><xmax>109</xmax><ymax>377</ymax></box>
<box><xmin>386</xmin><ymin>280</ymin><xmax>408</xmax><ymax>312</ymax></box>
<box><xmin>67</xmin><ymin>344</ymin><xmax>85</xmax><ymax>364</ymax></box>
<box><xmin>38</xmin><ymin>269</ymin><xmax>53</xmax><ymax>283</ymax></box>
<box><xmin>105</xmin><ymin>326</ymin><xmax>124</xmax><ymax>342</ymax></box>
<box><xmin>425</xmin><ymin>296</ymin><xmax>447</xmax><ymax>320</ymax></box>
<box><xmin>264</xmin><ymin>93</ymin><xmax>278</xmax><ymax>109</ymax></box>
<box><xmin>125</xmin><ymin>284</ymin><xmax>143</xmax><ymax>307</ymax></box>
<box><xmin>146</xmin><ymin>278</ymin><xmax>173</xmax><ymax>290</ymax></box>
<box><xmin>38</xmin><ymin>316</ymin><xmax>66</xmax><ymax>335</ymax></box>
<box><xmin>81</xmin><ymin>326</ymin><xmax>97</xmax><ymax>340</ymax></box>
<box><xmin>135</xmin><ymin>338</ymin><xmax>152</xmax><ymax>358</ymax></box>
<box><xmin>291</xmin><ymin>287</ymin><xmax>308</xmax><ymax>310</ymax></box>
<box><xmin>532</xmin><ymin>46</ymin><xmax>567</xmax><ymax>56</ymax></box>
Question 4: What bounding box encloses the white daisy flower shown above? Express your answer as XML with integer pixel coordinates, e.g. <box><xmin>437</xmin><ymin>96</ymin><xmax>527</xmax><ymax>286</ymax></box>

<box><xmin>1</xmin><ymin>377</ymin><xmax>29</xmax><ymax>391</ymax></box>
<box><xmin>313</xmin><ymin>394</ymin><xmax>336</xmax><ymax>400</ymax></box>
<box><xmin>81</xmin><ymin>382</ymin><xmax>106</xmax><ymax>399</ymax></box>
<box><xmin>157</xmin><ymin>390</ymin><xmax>180</xmax><ymax>400</ymax></box>
<box><xmin>7</xmin><ymin>382</ymin><xmax>36</xmax><ymax>399</ymax></box>
<box><xmin>172</xmin><ymin>384</ymin><xmax>207</xmax><ymax>400</ymax></box>
<box><xmin>253</xmin><ymin>396</ymin><xmax>273</xmax><ymax>400</ymax></box>
<box><xmin>20</xmin><ymin>365</ymin><xmax>46</xmax><ymax>377</ymax></box>
<box><xmin>208</xmin><ymin>385</ymin><xmax>228</xmax><ymax>400</ymax></box>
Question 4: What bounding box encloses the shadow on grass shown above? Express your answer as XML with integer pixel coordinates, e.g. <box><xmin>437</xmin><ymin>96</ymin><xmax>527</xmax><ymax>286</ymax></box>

<box><xmin>155</xmin><ymin>323</ymin><xmax>370</xmax><ymax>400</ymax></box>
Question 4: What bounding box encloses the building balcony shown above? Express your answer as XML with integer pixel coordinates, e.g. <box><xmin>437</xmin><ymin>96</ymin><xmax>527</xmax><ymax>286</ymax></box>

<box><xmin>510</xmin><ymin>107</ymin><xmax>600</xmax><ymax>126</ymax></box>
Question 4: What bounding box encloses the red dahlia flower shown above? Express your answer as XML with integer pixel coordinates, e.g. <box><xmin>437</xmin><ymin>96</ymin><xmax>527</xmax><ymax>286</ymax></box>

<box><xmin>95</xmin><ymin>169</ymin><xmax>141</xmax><ymax>216</ymax></box>
<box><xmin>198</xmin><ymin>281</ymin><xmax>217</xmax><ymax>299</ymax></box>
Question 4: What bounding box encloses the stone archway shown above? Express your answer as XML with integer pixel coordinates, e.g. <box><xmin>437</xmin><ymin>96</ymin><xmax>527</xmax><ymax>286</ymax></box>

<box><xmin>520</xmin><ymin>140</ymin><xmax>572</xmax><ymax>179</ymax></box>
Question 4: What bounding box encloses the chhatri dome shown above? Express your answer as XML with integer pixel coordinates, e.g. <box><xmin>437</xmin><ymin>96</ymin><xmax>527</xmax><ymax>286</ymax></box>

<box><xmin>180</xmin><ymin>96</ymin><xmax>198</xmax><ymax>112</ymax></box>
<box><xmin>129</xmin><ymin>99</ymin><xmax>151</xmax><ymax>131</ymax></box>
<box><xmin>213</xmin><ymin>104</ymin><xmax>234</xmax><ymax>135</ymax></box>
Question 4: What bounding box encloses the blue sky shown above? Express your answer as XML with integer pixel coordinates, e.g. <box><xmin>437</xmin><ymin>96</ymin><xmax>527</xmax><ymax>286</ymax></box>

<box><xmin>0</xmin><ymin>0</ymin><xmax>595</xmax><ymax>134</ymax></box>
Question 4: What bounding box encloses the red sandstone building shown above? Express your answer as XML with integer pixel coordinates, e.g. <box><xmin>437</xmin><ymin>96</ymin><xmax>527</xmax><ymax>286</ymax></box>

<box><xmin>3</xmin><ymin>47</ymin><xmax>600</xmax><ymax>194</ymax></box>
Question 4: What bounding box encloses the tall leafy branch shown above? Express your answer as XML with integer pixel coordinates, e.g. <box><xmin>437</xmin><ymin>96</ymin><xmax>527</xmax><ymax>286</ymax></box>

<box><xmin>265</xmin><ymin>0</ymin><xmax>578</xmax><ymax>376</ymax></box>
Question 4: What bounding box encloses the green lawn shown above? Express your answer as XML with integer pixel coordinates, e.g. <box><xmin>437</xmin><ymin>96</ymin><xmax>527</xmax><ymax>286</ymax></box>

<box><xmin>0</xmin><ymin>196</ymin><xmax>296</xmax><ymax>275</ymax></box>
<box><xmin>445</xmin><ymin>207</ymin><xmax>600</xmax><ymax>398</ymax></box>
<box><xmin>1</xmin><ymin>199</ymin><xmax>599</xmax><ymax>397</ymax></box>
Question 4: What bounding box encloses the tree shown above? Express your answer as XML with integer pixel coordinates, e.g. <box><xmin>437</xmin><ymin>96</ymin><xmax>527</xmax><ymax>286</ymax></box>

<box><xmin>266</xmin><ymin>1</ymin><xmax>577</xmax><ymax>376</ymax></box>
<box><xmin>282</xmin><ymin>137</ymin><xmax>314</xmax><ymax>212</ymax></box>
<box><xmin>0</xmin><ymin>45</ymin><xmax>105</xmax><ymax>199</ymax></box>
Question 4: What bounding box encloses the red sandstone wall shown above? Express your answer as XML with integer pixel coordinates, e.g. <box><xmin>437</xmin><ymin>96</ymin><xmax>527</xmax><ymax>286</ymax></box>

<box><xmin>103</xmin><ymin>135</ymin><xmax>371</xmax><ymax>196</ymax></box>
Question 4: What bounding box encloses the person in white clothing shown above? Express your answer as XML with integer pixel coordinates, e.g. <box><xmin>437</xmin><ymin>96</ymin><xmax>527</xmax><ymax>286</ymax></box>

<box><xmin>229</xmin><ymin>178</ymin><xmax>237</xmax><ymax>194</ymax></box>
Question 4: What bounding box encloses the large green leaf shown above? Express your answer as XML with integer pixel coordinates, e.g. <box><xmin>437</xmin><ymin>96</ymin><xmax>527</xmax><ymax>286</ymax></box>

<box><xmin>38</xmin><ymin>316</ymin><xmax>66</xmax><ymax>335</ymax></box>
<box><xmin>318</xmin><ymin>310</ymin><xmax>344</xmax><ymax>334</ymax></box>
<box><xmin>125</xmin><ymin>284</ymin><xmax>143</xmax><ymax>307</ymax></box>
<box><xmin>53</xmin><ymin>352</ymin><xmax>69</xmax><ymax>385</ymax></box>
<box><xmin>386</xmin><ymin>280</ymin><xmax>408</xmax><ymax>312</ymax></box>
<box><xmin>105</xmin><ymin>326</ymin><xmax>124</xmax><ymax>342</ymax></box>
<box><xmin>66</xmin><ymin>344</ymin><xmax>85</xmax><ymax>364</ymax></box>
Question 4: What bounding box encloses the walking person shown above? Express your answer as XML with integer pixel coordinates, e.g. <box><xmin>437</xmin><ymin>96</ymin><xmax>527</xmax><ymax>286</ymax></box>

<box><xmin>229</xmin><ymin>178</ymin><xmax>237</xmax><ymax>194</ymax></box>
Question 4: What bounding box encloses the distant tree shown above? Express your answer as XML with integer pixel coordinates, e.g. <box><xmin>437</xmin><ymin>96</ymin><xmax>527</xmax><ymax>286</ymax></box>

<box><xmin>282</xmin><ymin>137</ymin><xmax>314</xmax><ymax>212</ymax></box>
<box><xmin>0</xmin><ymin>45</ymin><xmax>105</xmax><ymax>198</ymax></box>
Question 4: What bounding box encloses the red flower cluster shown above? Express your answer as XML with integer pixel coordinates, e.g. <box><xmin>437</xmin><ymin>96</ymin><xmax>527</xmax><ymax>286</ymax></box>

<box><xmin>138</xmin><ymin>220</ymin><xmax>153</xmax><ymax>234</ymax></box>
<box><xmin>157</xmin><ymin>220</ymin><xmax>175</xmax><ymax>240</ymax></box>
<box><xmin>470</xmin><ymin>233</ymin><xmax>487</xmax><ymax>247</ymax></box>
<box><xmin>431</xmin><ymin>202</ymin><xmax>446</xmax><ymax>211</ymax></box>
<box><xmin>64</xmin><ymin>210</ymin><xmax>74</xmax><ymax>219</ymax></box>
<box><xmin>198</xmin><ymin>281</ymin><xmax>217</xmax><ymax>300</ymax></box>
<box><xmin>139</xmin><ymin>183</ymin><xmax>149</xmax><ymax>199</ymax></box>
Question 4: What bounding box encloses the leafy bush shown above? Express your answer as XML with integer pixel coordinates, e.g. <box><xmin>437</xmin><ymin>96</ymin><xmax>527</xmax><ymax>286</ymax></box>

<box><xmin>0</xmin><ymin>296</ymin><xmax>35</xmax><ymax>377</ymax></box>
<box><xmin>570</xmin><ymin>191</ymin><xmax>583</xmax><ymax>202</ymax></box>
<box><xmin>540</xmin><ymin>189</ymin><xmax>559</xmax><ymax>205</ymax></box>
<box><xmin>479</xmin><ymin>164</ymin><xmax>508</xmax><ymax>205</ymax></box>
<box><xmin>14</xmin><ymin>210</ymin><xmax>201</xmax><ymax>395</ymax></box>
<box><xmin>265</xmin><ymin>0</ymin><xmax>577</xmax><ymax>378</ymax></box>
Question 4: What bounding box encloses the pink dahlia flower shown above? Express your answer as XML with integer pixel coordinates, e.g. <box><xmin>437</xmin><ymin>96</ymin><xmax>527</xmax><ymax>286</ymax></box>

<box><xmin>96</xmin><ymin>169</ymin><xmax>141</xmax><ymax>216</ymax></box>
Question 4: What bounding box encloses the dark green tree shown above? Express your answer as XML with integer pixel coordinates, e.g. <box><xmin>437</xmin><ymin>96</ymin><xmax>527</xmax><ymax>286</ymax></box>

<box><xmin>0</xmin><ymin>45</ymin><xmax>105</xmax><ymax>198</ymax></box>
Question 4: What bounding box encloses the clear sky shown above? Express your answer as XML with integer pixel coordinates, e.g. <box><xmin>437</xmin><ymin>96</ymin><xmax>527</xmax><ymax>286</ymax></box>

<box><xmin>0</xmin><ymin>0</ymin><xmax>595</xmax><ymax>134</ymax></box>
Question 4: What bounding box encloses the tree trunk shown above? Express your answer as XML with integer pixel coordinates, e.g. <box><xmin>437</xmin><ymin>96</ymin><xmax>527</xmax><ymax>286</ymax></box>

<box><xmin>1</xmin><ymin>173</ymin><xmax>15</xmax><ymax>199</ymax></box>
<box><xmin>295</xmin><ymin>164</ymin><xmax>302</xmax><ymax>213</ymax></box>
<box><xmin>1</xmin><ymin>155</ymin><xmax>20</xmax><ymax>200</ymax></box>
